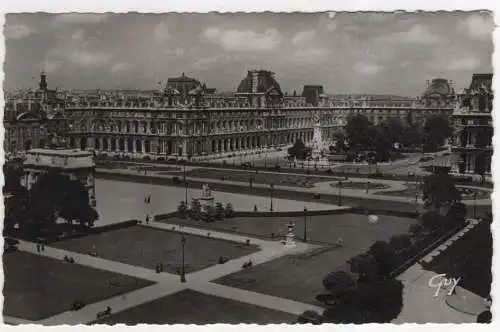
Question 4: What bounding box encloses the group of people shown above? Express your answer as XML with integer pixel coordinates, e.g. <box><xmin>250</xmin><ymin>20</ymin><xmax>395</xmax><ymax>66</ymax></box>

<box><xmin>155</xmin><ymin>262</ymin><xmax>165</xmax><ymax>273</ymax></box>
<box><xmin>36</xmin><ymin>243</ymin><xmax>45</xmax><ymax>252</ymax></box>
<box><xmin>64</xmin><ymin>255</ymin><xmax>76</xmax><ymax>263</ymax></box>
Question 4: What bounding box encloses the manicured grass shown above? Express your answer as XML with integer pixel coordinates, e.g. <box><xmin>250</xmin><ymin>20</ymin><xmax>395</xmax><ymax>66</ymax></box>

<box><xmin>374</xmin><ymin>183</ymin><xmax>490</xmax><ymax>200</ymax></box>
<box><xmin>162</xmin><ymin>168</ymin><xmax>342</xmax><ymax>188</ymax></box>
<box><xmin>329</xmin><ymin>181</ymin><xmax>389</xmax><ymax>190</ymax></box>
<box><xmin>52</xmin><ymin>225</ymin><xmax>259</xmax><ymax>274</ymax></box>
<box><xmin>421</xmin><ymin>221</ymin><xmax>492</xmax><ymax>298</ymax></box>
<box><xmin>2</xmin><ymin>251</ymin><xmax>153</xmax><ymax>321</ymax></box>
<box><xmin>98</xmin><ymin>289</ymin><xmax>296</xmax><ymax>324</ymax></box>
<box><xmin>212</xmin><ymin>213</ymin><xmax>416</xmax><ymax>305</ymax></box>
<box><xmin>170</xmin><ymin>213</ymin><xmax>415</xmax><ymax>245</ymax></box>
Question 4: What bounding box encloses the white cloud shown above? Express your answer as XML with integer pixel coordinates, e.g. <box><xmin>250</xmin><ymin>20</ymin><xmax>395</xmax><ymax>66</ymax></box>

<box><xmin>430</xmin><ymin>56</ymin><xmax>481</xmax><ymax>71</ymax></box>
<box><xmin>153</xmin><ymin>22</ymin><xmax>171</xmax><ymax>42</ymax></box>
<box><xmin>378</xmin><ymin>24</ymin><xmax>440</xmax><ymax>45</ymax></box>
<box><xmin>163</xmin><ymin>48</ymin><xmax>185</xmax><ymax>57</ymax></box>
<box><xmin>71</xmin><ymin>30</ymin><xmax>85</xmax><ymax>41</ymax></box>
<box><xmin>353</xmin><ymin>62</ymin><xmax>384</xmax><ymax>76</ymax></box>
<box><xmin>111</xmin><ymin>62</ymin><xmax>131</xmax><ymax>72</ymax></box>
<box><xmin>70</xmin><ymin>51</ymin><xmax>112</xmax><ymax>67</ymax></box>
<box><xmin>53</xmin><ymin>13</ymin><xmax>108</xmax><ymax>24</ymax></box>
<box><xmin>292</xmin><ymin>30</ymin><xmax>315</xmax><ymax>45</ymax></box>
<box><xmin>292</xmin><ymin>48</ymin><xmax>330</xmax><ymax>64</ymax></box>
<box><xmin>5</xmin><ymin>24</ymin><xmax>34</xmax><ymax>40</ymax></box>
<box><xmin>43</xmin><ymin>60</ymin><xmax>61</xmax><ymax>74</ymax></box>
<box><xmin>201</xmin><ymin>27</ymin><xmax>282</xmax><ymax>52</ymax></box>
<box><xmin>193</xmin><ymin>54</ymin><xmax>234</xmax><ymax>69</ymax></box>
<box><xmin>459</xmin><ymin>14</ymin><xmax>493</xmax><ymax>40</ymax></box>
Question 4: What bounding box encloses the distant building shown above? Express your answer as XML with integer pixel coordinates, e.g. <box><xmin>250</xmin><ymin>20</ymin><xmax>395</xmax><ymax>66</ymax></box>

<box><xmin>302</xmin><ymin>85</ymin><xmax>324</xmax><ymax>106</ymax></box>
<box><xmin>22</xmin><ymin>148</ymin><xmax>96</xmax><ymax>206</ymax></box>
<box><xmin>166</xmin><ymin>73</ymin><xmax>202</xmax><ymax>104</ymax></box>
<box><xmin>451</xmin><ymin>73</ymin><xmax>493</xmax><ymax>176</ymax></box>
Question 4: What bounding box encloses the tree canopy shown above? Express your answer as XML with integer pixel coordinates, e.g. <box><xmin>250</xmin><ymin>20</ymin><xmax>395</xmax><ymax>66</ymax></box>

<box><xmin>368</xmin><ymin>241</ymin><xmax>400</xmax><ymax>276</ymax></box>
<box><xmin>288</xmin><ymin>139</ymin><xmax>311</xmax><ymax>160</ymax></box>
<box><xmin>423</xmin><ymin>115</ymin><xmax>453</xmax><ymax>151</ymax></box>
<box><xmin>422</xmin><ymin>173</ymin><xmax>461</xmax><ymax>211</ymax></box>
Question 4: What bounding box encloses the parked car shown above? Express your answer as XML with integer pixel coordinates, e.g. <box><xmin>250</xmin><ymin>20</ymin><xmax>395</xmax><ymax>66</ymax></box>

<box><xmin>312</xmin><ymin>193</ymin><xmax>321</xmax><ymax>199</ymax></box>
<box><xmin>268</xmin><ymin>164</ymin><xmax>281</xmax><ymax>171</ymax></box>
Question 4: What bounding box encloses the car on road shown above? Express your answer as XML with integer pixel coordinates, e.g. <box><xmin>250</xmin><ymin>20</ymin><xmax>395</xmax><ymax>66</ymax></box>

<box><xmin>268</xmin><ymin>164</ymin><xmax>281</xmax><ymax>172</ymax></box>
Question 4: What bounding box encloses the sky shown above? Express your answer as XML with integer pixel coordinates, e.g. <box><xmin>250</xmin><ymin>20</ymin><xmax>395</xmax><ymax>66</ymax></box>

<box><xmin>3</xmin><ymin>11</ymin><xmax>494</xmax><ymax>95</ymax></box>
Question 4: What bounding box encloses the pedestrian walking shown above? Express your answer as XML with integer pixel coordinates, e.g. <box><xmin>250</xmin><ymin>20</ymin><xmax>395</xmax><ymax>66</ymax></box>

<box><xmin>41</xmin><ymin>243</ymin><xmax>45</xmax><ymax>251</ymax></box>
<box><xmin>37</xmin><ymin>243</ymin><xmax>41</xmax><ymax>253</ymax></box>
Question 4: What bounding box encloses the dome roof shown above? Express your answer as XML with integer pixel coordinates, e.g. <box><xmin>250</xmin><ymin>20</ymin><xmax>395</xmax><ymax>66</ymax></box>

<box><xmin>237</xmin><ymin>70</ymin><xmax>283</xmax><ymax>94</ymax></box>
<box><xmin>424</xmin><ymin>78</ymin><xmax>453</xmax><ymax>96</ymax></box>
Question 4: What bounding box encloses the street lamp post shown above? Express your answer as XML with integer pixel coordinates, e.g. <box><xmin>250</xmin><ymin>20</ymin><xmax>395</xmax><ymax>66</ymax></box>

<box><xmin>303</xmin><ymin>207</ymin><xmax>308</xmax><ymax>242</ymax></box>
<box><xmin>183</xmin><ymin>163</ymin><xmax>188</xmax><ymax>204</ymax></box>
<box><xmin>473</xmin><ymin>192</ymin><xmax>477</xmax><ymax>218</ymax></box>
<box><xmin>180</xmin><ymin>235</ymin><xmax>186</xmax><ymax>283</ymax></box>
<box><xmin>338</xmin><ymin>181</ymin><xmax>342</xmax><ymax>206</ymax></box>
<box><xmin>270</xmin><ymin>183</ymin><xmax>274</xmax><ymax>212</ymax></box>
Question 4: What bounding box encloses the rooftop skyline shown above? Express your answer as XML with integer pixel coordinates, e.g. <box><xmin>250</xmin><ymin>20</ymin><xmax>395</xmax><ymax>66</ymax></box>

<box><xmin>4</xmin><ymin>12</ymin><xmax>494</xmax><ymax>95</ymax></box>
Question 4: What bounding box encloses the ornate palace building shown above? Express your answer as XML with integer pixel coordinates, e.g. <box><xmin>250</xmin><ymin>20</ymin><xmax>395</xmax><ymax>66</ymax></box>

<box><xmin>450</xmin><ymin>73</ymin><xmax>493</xmax><ymax>176</ymax></box>
<box><xmin>5</xmin><ymin>70</ymin><xmax>456</xmax><ymax>161</ymax></box>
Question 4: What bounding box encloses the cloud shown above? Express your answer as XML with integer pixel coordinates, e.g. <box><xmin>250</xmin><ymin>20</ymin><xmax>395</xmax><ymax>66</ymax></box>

<box><xmin>193</xmin><ymin>54</ymin><xmax>234</xmax><ymax>70</ymax></box>
<box><xmin>353</xmin><ymin>62</ymin><xmax>384</xmax><ymax>76</ymax></box>
<box><xmin>379</xmin><ymin>24</ymin><xmax>440</xmax><ymax>45</ymax></box>
<box><xmin>201</xmin><ymin>27</ymin><xmax>282</xmax><ymax>52</ymax></box>
<box><xmin>5</xmin><ymin>24</ymin><xmax>34</xmax><ymax>40</ymax></box>
<box><xmin>71</xmin><ymin>30</ymin><xmax>85</xmax><ymax>41</ymax></box>
<box><xmin>292</xmin><ymin>30</ymin><xmax>315</xmax><ymax>45</ymax></box>
<box><xmin>162</xmin><ymin>48</ymin><xmax>185</xmax><ymax>57</ymax></box>
<box><xmin>53</xmin><ymin>13</ymin><xmax>109</xmax><ymax>24</ymax></box>
<box><xmin>69</xmin><ymin>51</ymin><xmax>112</xmax><ymax>67</ymax></box>
<box><xmin>292</xmin><ymin>48</ymin><xmax>330</xmax><ymax>64</ymax></box>
<box><xmin>111</xmin><ymin>62</ymin><xmax>131</xmax><ymax>72</ymax></box>
<box><xmin>459</xmin><ymin>14</ymin><xmax>493</xmax><ymax>40</ymax></box>
<box><xmin>429</xmin><ymin>55</ymin><xmax>481</xmax><ymax>71</ymax></box>
<box><xmin>153</xmin><ymin>22</ymin><xmax>171</xmax><ymax>42</ymax></box>
<box><xmin>43</xmin><ymin>60</ymin><xmax>61</xmax><ymax>74</ymax></box>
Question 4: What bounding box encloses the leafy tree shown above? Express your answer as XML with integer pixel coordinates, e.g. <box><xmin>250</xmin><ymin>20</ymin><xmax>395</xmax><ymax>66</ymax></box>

<box><xmin>420</xmin><ymin>211</ymin><xmax>445</xmax><ymax>234</ymax></box>
<box><xmin>3</xmin><ymin>187</ymin><xmax>30</xmax><ymax>235</ymax></box>
<box><xmin>203</xmin><ymin>205</ymin><xmax>216</xmax><ymax>222</ymax></box>
<box><xmin>422</xmin><ymin>173</ymin><xmax>461</xmax><ymax>213</ymax></box>
<box><xmin>345</xmin><ymin>114</ymin><xmax>372</xmax><ymax>150</ymax></box>
<box><xmin>30</xmin><ymin>170</ymin><xmax>99</xmax><ymax>228</ymax></box>
<box><xmin>215</xmin><ymin>202</ymin><xmax>225</xmax><ymax>220</ymax></box>
<box><xmin>177</xmin><ymin>201</ymin><xmax>188</xmax><ymax>219</ymax></box>
<box><xmin>389</xmin><ymin>234</ymin><xmax>413</xmax><ymax>253</ymax></box>
<box><xmin>322</xmin><ymin>278</ymin><xmax>404</xmax><ymax>323</ymax></box>
<box><xmin>322</xmin><ymin>270</ymin><xmax>357</xmax><ymax>297</ymax></box>
<box><xmin>379</xmin><ymin>118</ymin><xmax>404</xmax><ymax>145</ymax></box>
<box><xmin>368</xmin><ymin>241</ymin><xmax>399</xmax><ymax>276</ymax></box>
<box><xmin>423</xmin><ymin>115</ymin><xmax>453</xmax><ymax>151</ymax></box>
<box><xmin>409</xmin><ymin>223</ymin><xmax>424</xmax><ymax>238</ymax></box>
<box><xmin>349</xmin><ymin>253</ymin><xmax>378</xmax><ymax>280</ymax></box>
<box><xmin>445</xmin><ymin>202</ymin><xmax>468</xmax><ymax>229</ymax></box>
<box><xmin>224</xmin><ymin>203</ymin><xmax>235</xmax><ymax>218</ymax></box>
<box><xmin>331</xmin><ymin>132</ymin><xmax>347</xmax><ymax>153</ymax></box>
<box><xmin>3</xmin><ymin>163</ymin><xmax>24</xmax><ymax>195</ymax></box>
<box><xmin>401</xmin><ymin>122</ymin><xmax>424</xmax><ymax>149</ymax></box>
<box><xmin>288</xmin><ymin>139</ymin><xmax>311</xmax><ymax>160</ymax></box>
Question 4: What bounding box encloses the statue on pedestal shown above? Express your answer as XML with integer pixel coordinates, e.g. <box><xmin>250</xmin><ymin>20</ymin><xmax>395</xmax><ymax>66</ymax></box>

<box><xmin>284</xmin><ymin>221</ymin><xmax>297</xmax><ymax>248</ymax></box>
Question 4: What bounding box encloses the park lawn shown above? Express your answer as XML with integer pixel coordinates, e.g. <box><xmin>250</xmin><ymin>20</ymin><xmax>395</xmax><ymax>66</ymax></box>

<box><xmin>169</xmin><ymin>213</ymin><xmax>416</xmax><ymax>246</ymax></box>
<box><xmin>374</xmin><ymin>183</ymin><xmax>491</xmax><ymax>201</ymax></box>
<box><xmin>98</xmin><ymin>289</ymin><xmax>296</xmax><ymax>324</ymax></box>
<box><xmin>2</xmin><ymin>251</ymin><xmax>153</xmax><ymax>321</ymax></box>
<box><xmin>162</xmin><ymin>168</ymin><xmax>342</xmax><ymax>188</ymax></box>
<box><xmin>420</xmin><ymin>221</ymin><xmax>492</xmax><ymax>298</ymax></box>
<box><xmin>51</xmin><ymin>225</ymin><xmax>259</xmax><ymax>274</ymax></box>
<box><xmin>213</xmin><ymin>214</ymin><xmax>416</xmax><ymax>305</ymax></box>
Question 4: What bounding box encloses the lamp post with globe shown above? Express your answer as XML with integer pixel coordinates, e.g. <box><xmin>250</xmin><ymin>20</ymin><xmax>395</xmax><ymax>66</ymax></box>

<box><xmin>180</xmin><ymin>235</ymin><xmax>186</xmax><ymax>283</ymax></box>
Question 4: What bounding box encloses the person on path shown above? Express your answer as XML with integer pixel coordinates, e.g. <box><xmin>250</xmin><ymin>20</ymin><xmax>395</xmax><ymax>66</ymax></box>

<box><xmin>37</xmin><ymin>243</ymin><xmax>41</xmax><ymax>253</ymax></box>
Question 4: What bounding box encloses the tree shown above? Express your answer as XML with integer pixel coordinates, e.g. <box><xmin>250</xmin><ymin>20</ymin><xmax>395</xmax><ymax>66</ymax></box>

<box><xmin>345</xmin><ymin>114</ymin><xmax>372</xmax><ymax>150</ymax></box>
<box><xmin>409</xmin><ymin>223</ymin><xmax>424</xmax><ymax>238</ymax></box>
<box><xmin>331</xmin><ymin>132</ymin><xmax>347</xmax><ymax>153</ymax></box>
<box><xmin>203</xmin><ymin>205</ymin><xmax>216</xmax><ymax>222</ymax></box>
<box><xmin>322</xmin><ymin>271</ymin><xmax>357</xmax><ymax>297</ymax></box>
<box><xmin>401</xmin><ymin>122</ymin><xmax>423</xmax><ymax>149</ymax></box>
<box><xmin>379</xmin><ymin>118</ymin><xmax>404</xmax><ymax>145</ymax></box>
<box><xmin>368</xmin><ymin>241</ymin><xmax>399</xmax><ymax>276</ymax></box>
<box><xmin>445</xmin><ymin>202</ymin><xmax>468</xmax><ymax>229</ymax></box>
<box><xmin>348</xmin><ymin>253</ymin><xmax>378</xmax><ymax>280</ymax></box>
<box><xmin>215</xmin><ymin>202</ymin><xmax>225</xmax><ymax>220</ymax></box>
<box><xmin>389</xmin><ymin>234</ymin><xmax>413</xmax><ymax>254</ymax></box>
<box><xmin>3</xmin><ymin>163</ymin><xmax>24</xmax><ymax>195</ymax></box>
<box><xmin>322</xmin><ymin>278</ymin><xmax>403</xmax><ymax>323</ymax></box>
<box><xmin>224</xmin><ymin>203</ymin><xmax>235</xmax><ymax>218</ymax></box>
<box><xmin>422</xmin><ymin>173</ymin><xmax>461</xmax><ymax>213</ymax></box>
<box><xmin>288</xmin><ymin>139</ymin><xmax>310</xmax><ymax>160</ymax></box>
<box><xmin>420</xmin><ymin>211</ymin><xmax>445</xmax><ymax>234</ymax></box>
<box><xmin>423</xmin><ymin>115</ymin><xmax>453</xmax><ymax>151</ymax></box>
<box><xmin>3</xmin><ymin>186</ymin><xmax>30</xmax><ymax>235</ymax></box>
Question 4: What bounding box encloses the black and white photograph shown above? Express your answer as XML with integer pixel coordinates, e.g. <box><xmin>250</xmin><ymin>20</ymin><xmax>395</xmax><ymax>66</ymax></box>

<box><xmin>1</xmin><ymin>7</ymin><xmax>495</xmax><ymax>325</ymax></box>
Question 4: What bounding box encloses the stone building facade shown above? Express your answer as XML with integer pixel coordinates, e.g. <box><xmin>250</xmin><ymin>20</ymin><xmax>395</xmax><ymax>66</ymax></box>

<box><xmin>62</xmin><ymin>70</ymin><xmax>455</xmax><ymax>160</ymax></box>
<box><xmin>451</xmin><ymin>73</ymin><xmax>493</xmax><ymax>176</ymax></box>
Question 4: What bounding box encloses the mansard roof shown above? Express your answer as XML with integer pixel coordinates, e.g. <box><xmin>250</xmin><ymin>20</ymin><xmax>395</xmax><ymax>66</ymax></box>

<box><xmin>469</xmin><ymin>73</ymin><xmax>493</xmax><ymax>92</ymax></box>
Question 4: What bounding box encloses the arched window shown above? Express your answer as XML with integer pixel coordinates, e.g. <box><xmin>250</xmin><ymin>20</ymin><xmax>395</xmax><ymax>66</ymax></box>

<box><xmin>136</xmin><ymin>139</ymin><xmax>142</xmax><ymax>152</ymax></box>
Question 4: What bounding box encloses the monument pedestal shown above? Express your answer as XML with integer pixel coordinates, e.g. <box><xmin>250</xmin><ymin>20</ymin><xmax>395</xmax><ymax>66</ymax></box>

<box><xmin>283</xmin><ymin>222</ymin><xmax>296</xmax><ymax>247</ymax></box>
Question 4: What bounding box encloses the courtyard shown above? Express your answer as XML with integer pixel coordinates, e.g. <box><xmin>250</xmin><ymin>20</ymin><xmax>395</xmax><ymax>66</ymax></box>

<box><xmin>93</xmin><ymin>178</ymin><xmax>338</xmax><ymax>226</ymax></box>
<box><xmin>51</xmin><ymin>225</ymin><xmax>259</xmax><ymax>274</ymax></box>
<box><xmin>209</xmin><ymin>213</ymin><xmax>416</xmax><ymax>304</ymax></box>
<box><xmin>97</xmin><ymin>289</ymin><xmax>296</xmax><ymax>325</ymax></box>
<box><xmin>164</xmin><ymin>168</ymin><xmax>343</xmax><ymax>188</ymax></box>
<box><xmin>3</xmin><ymin>251</ymin><xmax>153</xmax><ymax>321</ymax></box>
